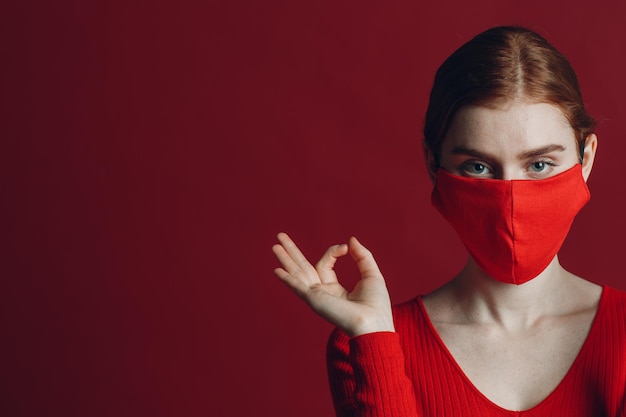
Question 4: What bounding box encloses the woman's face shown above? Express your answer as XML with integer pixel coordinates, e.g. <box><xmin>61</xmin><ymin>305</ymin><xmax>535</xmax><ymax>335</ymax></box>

<box><xmin>435</xmin><ymin>101</ymin><xmax>596</xmax><ymax>181</ymax></box>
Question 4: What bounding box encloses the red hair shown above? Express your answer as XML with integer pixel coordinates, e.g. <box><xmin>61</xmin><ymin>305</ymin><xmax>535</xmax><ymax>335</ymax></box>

<box><xmin>423</xmin><ymin>26</ymin><xmax>595</xmax><ymax>161</ymax></box>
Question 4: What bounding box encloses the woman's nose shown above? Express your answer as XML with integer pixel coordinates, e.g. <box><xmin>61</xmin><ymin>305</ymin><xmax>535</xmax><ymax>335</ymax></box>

<box><xmin>500</xmin><ymin>167</ymin><xmax>524</xmax><ymax>181</ymax></box>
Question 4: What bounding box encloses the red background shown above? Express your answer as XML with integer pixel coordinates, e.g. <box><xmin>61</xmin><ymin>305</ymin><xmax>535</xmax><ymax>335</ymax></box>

<box><xmin>3</xmin><ymin>1</ymin><xmax>626</xmax><ymax>416</ymax></box>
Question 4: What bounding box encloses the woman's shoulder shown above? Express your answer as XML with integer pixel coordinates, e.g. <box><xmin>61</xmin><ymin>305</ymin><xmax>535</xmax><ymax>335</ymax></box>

<box><xmin>593</xmin><ymin>285</ymin><xmax>626</xmax><ymax>335</ymax></box>
<box><xmin>600</xmin><ymin>284</ymin><xmax>626</xmax><ymax>311</ymax></box>
<box><xmin>391</xmin><ymin>296</ymin><xmax>424</xmax><ymax>323</ymax></box>
<box><xmin>603</xmin><ymin>284</ymin><xmax>626</xmax><ymax>297</ymax></box>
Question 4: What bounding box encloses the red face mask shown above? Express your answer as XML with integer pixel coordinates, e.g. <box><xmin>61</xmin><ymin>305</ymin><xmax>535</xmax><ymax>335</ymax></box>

<box><xmin>431</xmin><ymin>164</ymin><xmax>590</xmax><ymax>285</ymax></box>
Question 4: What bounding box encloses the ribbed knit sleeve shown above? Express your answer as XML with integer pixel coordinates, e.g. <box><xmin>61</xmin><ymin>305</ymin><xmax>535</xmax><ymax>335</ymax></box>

<box><xmin>327</xmin><ymin>329</ymin><xmax>420</xmax><ymax>417</ymax></box>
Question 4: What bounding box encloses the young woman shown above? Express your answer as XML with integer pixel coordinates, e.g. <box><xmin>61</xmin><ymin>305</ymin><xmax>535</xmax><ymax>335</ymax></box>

<box><xmin>272</xmin><ymin>26</ymin><xmax>626</xmax><ymax>416</ymax></box>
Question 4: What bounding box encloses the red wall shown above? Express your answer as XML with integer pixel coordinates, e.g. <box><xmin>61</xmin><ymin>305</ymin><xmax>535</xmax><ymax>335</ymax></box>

<box><xmin>3</xmin><ymin>1</ymin><xmax>626</xmax><ymax>416</ymax></box>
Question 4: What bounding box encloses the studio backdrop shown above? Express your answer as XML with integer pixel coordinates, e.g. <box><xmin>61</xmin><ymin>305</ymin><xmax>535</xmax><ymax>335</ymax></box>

<box><xmin>3</xmin><ymin>1</ymin><xmax>626</xmax><ymax>416</ymax></box>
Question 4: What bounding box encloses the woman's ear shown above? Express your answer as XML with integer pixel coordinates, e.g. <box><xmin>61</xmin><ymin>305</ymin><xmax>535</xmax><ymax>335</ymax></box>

<box><xmin>422</xmin><ymin>141</ymin><xmax>438</xmax><ymax>183</ymax></box>
<box><xmin>581</xmin><ymin>134</ymin><xmax>597</xmax><ymax>182</ymax></box>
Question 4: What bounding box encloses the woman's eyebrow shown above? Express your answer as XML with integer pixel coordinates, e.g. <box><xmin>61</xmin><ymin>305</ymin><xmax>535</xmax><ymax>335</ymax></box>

<box><xmin>516</xmin><ymin>144</ymin><xmax>566</xmax><ymax>159</ymax></box>
<box><xmin>450</xmin><ymin>144</ymin><xmax>566</xmax><ymax>160</ymax></box>
<box><xmin>450</xmin><ymin>145</ymin><xmax>494</xmax><ymax>160</ymax></box>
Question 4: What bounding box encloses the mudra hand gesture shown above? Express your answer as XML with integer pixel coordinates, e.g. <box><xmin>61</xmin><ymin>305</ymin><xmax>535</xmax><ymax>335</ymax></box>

<box><xmin>272</xmin><ymin>232</ymin><xmax>395</xmax><ymax>337</ymax></box>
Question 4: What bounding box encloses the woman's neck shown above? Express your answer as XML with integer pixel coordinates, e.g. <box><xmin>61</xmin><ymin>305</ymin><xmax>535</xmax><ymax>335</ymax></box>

<box><xmin>444</xmin><ymin>256</ymin><xmax>574</xmax><ymax>331</ymax></box>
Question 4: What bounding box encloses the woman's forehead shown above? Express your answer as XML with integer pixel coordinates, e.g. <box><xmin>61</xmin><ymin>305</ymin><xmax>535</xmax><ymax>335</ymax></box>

<box><xmin>442</xmin><ymin>101</ymin><xmax>576</xmax><ymax>153</ymax></box>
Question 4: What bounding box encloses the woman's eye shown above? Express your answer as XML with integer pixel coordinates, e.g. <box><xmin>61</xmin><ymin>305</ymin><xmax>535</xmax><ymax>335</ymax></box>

<box><xmin>471</xmin><ymin>163</ymin><xmax>486</xmax><ymax>173</ymax></box>
<box><xmin>461</xmin><ymin>162</ymin><xmax>490</xmax><ymax>176</ymax></box>
<box><xmin>529</xmin><ymin>160</ymin><xmax>555</xmax><ymax>173</ymax></box>
<box><xmin>530</xmin><ymin>161</ymin><xmax>546</xmax><ymax>172</ymax></box>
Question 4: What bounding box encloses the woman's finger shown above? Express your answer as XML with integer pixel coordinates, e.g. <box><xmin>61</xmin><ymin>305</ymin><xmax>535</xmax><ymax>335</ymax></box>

<box><xmin>272</xmin><ymin>243</ymin><xmax>301</xmax><ymax>274</ymax></box>
<box><xmin>315</xmin><ymin>243</ymin><xmax>348</xmax><ymax>284</ymax></box>
<box><xmin>273</xmin><ymin>267</ymin><xmax>313</xmax><ymax>299</ymax></box>
<box><xmin>276</xmin><ymin>232</ymin><xmax>313</xmax><ymax>271</ymax></box>
<box><xmin>272</xmin><ymin>243</ymin><xmax>320</xmax><ymax>287</ymax></box>
<box><xmin>348</xmin><ymin>236</ymin><xmax>384</xmax><ymax>280</ymax></box>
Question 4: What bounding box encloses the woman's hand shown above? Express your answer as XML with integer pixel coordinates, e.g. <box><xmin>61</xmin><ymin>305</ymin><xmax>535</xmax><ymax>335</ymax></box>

<box><xmin>272</xmin><ymin>232</ymin><xmax>395</xmax><ymax>337</ymax></box>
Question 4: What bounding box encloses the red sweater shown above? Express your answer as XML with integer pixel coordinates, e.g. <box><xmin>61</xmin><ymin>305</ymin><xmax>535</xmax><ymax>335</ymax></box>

<box><xmin>327</xmin><ymin>285</ymin><xmax>626</xmax><ymax>417</ymax></box>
